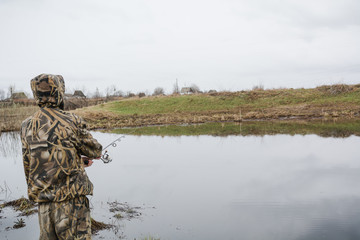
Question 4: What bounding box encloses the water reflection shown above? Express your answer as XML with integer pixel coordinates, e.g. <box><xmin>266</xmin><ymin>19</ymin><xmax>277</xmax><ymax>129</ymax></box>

<box><xmin>110</xmin><ymin>120</ymin><xmax>360</xmax><ymax>138</ymax></box>
<box><xmin>0</xmin><ymin>132</ymin><xmax>21</xmax><ymax>160</ymax></box>
<box><xmin>224</xmin><ymin>198</ymin><xmax>360</xmax><ymax>240</ymax></box>
<box><xmin>1</xmin><ymin>131</ymin><xmax>360</xmax><ymax>240</ymax></box>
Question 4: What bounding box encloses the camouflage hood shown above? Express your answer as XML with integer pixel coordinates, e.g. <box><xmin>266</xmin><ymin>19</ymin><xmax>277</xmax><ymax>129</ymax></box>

<box><xmin>31</xmin><ymin>74</ymin><xmax>65</xmax><ymax>108</ymax></box>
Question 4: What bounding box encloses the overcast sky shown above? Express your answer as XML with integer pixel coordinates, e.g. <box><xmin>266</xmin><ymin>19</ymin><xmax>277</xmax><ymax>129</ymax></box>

<box><xmin>0</xmin><ymin>0</ymin><xmax>359</xmax><ymax>96</ymax></box>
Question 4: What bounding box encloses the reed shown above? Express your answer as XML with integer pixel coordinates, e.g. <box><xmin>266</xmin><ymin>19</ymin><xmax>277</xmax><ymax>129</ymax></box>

<box><xmin>0</xmin><ymin>105</ymin><xmax>38</xmax><ymax>132</ymax></box>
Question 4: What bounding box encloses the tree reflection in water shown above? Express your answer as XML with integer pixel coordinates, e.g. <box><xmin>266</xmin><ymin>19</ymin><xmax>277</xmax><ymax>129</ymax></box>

<box><xmin>0</xmin><ymin>132</ymin><xmax>21</xmax><ymax>161</ymax></box>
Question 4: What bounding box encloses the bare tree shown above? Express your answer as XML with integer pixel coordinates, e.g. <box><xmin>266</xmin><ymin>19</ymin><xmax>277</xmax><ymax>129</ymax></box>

<box><xmin>105</xmin><ymin>87</ymin><xmax>110</xmax><ymax>98</ymax></box>
<box><xmin>126</xmin><ymin>91</ymin><xmax>135</xmax><ymax>98</ymax></box>
<box><xmin>79</xmin><ymin>86</ymin><xmax>89</xmax><ymax>98</ymax></box>
<box><xmin>114</xmin><ymin>90</ymin><xmax>124</xmax><ymax>97</ymax></box>
<box><xmin>138</xmin><ymin>92</ymin><xmax>146</xmax><ymax>98</ymax></box>
<box><xmin>153</xmin><ymin>87</ymin><xmax>165</xmax><ymax>96</ymax></box>
<box><xmin>65</xmin><ymin>87</ymin><xmax>74</xmax><ymax>96</ymax></box>
<box><xmin>93</xmin><ymin>88</ymin><xmax>102</xmax><ymax>98</ymax></box>
<box><xmin>172</xmin><ymin>79</ymin><xmax>180</xmax><ymax>94</ymax></box>
<box><xmin>8</xmin><ymin>84</ymin><xmax>15</xmax><ymax>98</ymax></box>
<box><xmin>106</xmin><ymin>85</ymin><xmax>122</xmax><ymax>98</ymax></box>
<box><xmin>0</xmin><ymin>89</ymin><xmax>5</xmax><ymax>100</ymax></box>
<box><xmin>190</xmin><ymin>84</ymin><xmax>200</xmax><ymax>93</ymax></box>
<box><xmin>252</xmin><ymin>84</ymin><xmax>264</xmax><ymax>91</ymax></box>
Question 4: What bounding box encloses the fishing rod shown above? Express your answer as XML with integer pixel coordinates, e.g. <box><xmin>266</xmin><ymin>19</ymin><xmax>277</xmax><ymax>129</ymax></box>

<box><xmin>99</xmin><ymin>135</ymin><xmax>125</xmax><ymax>163</ymax></box>
<box><xmin>89</xmin><ymin>129</ymin><xmax>138</xmax><ymax>164</ymax></box>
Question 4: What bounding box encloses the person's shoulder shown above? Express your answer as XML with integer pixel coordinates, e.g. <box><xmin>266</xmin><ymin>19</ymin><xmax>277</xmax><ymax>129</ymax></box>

<box><xmin>53</xmin><ymin>108</ymin><xmax>75</xmax><ymax>120</ymax></box>
<box><xmin>21</xmin><ymin>115</ymin><xmax>32</xmax><ymax>126</ymax></box>
<box><xmin>57</xmin><ymin>109</ymin><xmax>83</xmax><ymax>125</ymax></box>
<box><xmin>21</xmin><ymin>109</ymin><xmax>41</xmax><ymax>128</ymax></box>
<box><xmin>21</xmin><ymin>116</ymin><xmax>32</xmax><ymax>134</ymax></box>
<box><xmin>68</xmin><ymin>111</ymin><xmax>81</xmax><ymax>122</ymax></box>
<box><xmin>20</xmin><ymin>109</ymin><xmax>41</xmax><ymax>137</ymax></box>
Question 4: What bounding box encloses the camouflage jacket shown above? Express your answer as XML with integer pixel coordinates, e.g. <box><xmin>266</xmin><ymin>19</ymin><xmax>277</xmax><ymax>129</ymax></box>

<box><xmin>21</xmin><ymin>74</ymin><xmax>102</xmax><ymax>203</ymax></box>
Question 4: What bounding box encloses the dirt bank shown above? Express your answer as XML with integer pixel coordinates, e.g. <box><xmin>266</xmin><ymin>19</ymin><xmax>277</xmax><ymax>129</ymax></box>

<box><xmin>75</xmin><ymin>102</ymin><xmax>360</xmax><ymax>130</ymax></box>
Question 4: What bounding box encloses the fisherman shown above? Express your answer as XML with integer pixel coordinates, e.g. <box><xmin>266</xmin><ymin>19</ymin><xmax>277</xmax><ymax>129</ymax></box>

<box><xmin>21</xmin><ymin>74</ymin><xmax>102</xmax><ymax>240</ymax></box>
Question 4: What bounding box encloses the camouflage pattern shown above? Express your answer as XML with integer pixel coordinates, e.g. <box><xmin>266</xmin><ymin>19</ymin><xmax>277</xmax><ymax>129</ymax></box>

<box><xmin>38</xmin><ymin>196</ymin><xmax>91</xmax><ymax>240</ymax></box>
<box><xmin>31</xmin><ymin>74</ymin><xmax>65</xmax><ymax>109</ymax></box>
<box><xmin>21</xmin><ymin>74</ymin><xmax>102</xmax><ymax>203</ymax></box>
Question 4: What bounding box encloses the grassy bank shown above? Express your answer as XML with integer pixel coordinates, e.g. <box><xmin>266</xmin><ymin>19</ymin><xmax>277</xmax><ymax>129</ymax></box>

<box><xmin>94</xmin><ymin>85</ymin><xmax>360</xmax><ymax>115</ymax></box>
<box><xmin>75</xmin><ymin>84</ymin><xmax>360</xmax><ymax>129</ymax></box>
<box><xmin>109</xmin><ymin>120</ymin><xmax>360</xmax><ymax>138</ymax></box>
<box><xmin>1</xmin><ymin>84</ymin><xmax>360</xmax><ymax>132</ymax></box>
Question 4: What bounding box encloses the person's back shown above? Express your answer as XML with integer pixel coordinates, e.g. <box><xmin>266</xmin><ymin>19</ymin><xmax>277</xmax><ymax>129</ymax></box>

<box><xmin>21</xmin><ymin>74</ymin><xmax>102</xmax><ymax>240</ymax></box>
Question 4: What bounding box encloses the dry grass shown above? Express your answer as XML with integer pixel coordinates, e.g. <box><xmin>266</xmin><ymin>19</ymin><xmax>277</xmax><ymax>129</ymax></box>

<box><xmin>91</xmin><ymin>218</ymin><xmax>112</xmax><ymax>234</ymax></box>
<box><xmin>13</xmin><ymin>218</ymin><xmax>26</xmax><ymax>229</ymax></box>
<box><xmin>0</xmin><ymin>105</ymin><xmax>38</xmax><ymax>132</ymax></box>
<box><xmin>0</xmin><ymin>197</ymin><xmax>38</xmax><ymax>216</ymax></box>
<box><xmin>0</xmin><ymin>96</ymin><xmax>121</xmax><ymax>132</ymax></box>
<box><xmin>316</xmin><ymin>84</ymin><xmax>355</xmax><ymax>95</ymax></box>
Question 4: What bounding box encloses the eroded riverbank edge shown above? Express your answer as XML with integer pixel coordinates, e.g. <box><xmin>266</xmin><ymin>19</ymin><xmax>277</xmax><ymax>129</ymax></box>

<box><xmin>75</xmin><ymin>104</ymin><xmax>360</xmax><ymax>131</ymax></box>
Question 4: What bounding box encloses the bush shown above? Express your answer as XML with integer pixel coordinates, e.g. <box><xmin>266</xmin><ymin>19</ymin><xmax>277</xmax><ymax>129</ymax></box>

<box><xmin>126</xmin><ymin>92</ymin><xmax>136</xmax><ymax>98</ymax></box>
<box><xmin>153</xmin><ymin>87</ymin><xmax>165</xmax><ymax>96</ymax></box>
<box><xmin>190</xmin><ymin>84</ymin><xmax>201</xmax><ymax>93</ymax></box>
<box><xmin>252</xmin><ymin>84</ymin><xmax>264</xmax><ymax>91</ymax></box>
<box><xmin>316</xmin><ymin>84</ymin><xmax>354</xmax><ymax>95</ymax></box>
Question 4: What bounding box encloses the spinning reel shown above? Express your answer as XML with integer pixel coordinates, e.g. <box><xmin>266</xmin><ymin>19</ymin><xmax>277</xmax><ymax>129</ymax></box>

<box><xmin>100</xmin><ymin>136</ymin><xmax>125</xmax><ymax>163</ymax></box>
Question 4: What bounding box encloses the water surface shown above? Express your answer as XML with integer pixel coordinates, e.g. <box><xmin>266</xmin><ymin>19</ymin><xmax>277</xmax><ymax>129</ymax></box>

<box><xmin>1</xmin><ymin>131</ymin><xmax>360</xmax><ymax>240</ymax></box>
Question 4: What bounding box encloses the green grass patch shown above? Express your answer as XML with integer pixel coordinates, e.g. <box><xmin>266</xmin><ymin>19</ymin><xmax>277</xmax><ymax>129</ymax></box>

<box><xmin>88</xmin><ymin>86</ymin><xmax>360</xmax><ymax>116</ymax></box>
<box><xmin>93</xmin><ymin>95</ymin><xmax>243</xmax><ymax>115</ymax></box>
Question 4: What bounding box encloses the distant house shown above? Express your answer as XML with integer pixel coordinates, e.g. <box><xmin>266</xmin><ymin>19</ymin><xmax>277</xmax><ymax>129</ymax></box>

<box><xmin>180</xmin><ymin>87</ymin><xmax>192</xmax><ymax>94</ymax></box>
<box><xmin>11</xmin><ymin>92</ymin><xmax>28</xmax><ymax>100</ymax></box>
<box><xmin>63</xmin><ymin>90</ymin><xmax>87</xmax><ymax>110</ymax></box>
<box><xmin>181</xmin><ymin>87</ymin><xmax>201</xmax><ymax>94</ymax></box>
<box><xmin>73</xmin><ymin>90</ymin><xmax>86</xmax><ymax>98</ymax></box>
<box><xmin>5</xmin><ymin>92</ymin><xmax>34</xmax><ymax>106</ymax></box>
<box><xmin>64</xmin><ymin>90</ymin><xmax>86</xmax><ymax>99</ymax></box>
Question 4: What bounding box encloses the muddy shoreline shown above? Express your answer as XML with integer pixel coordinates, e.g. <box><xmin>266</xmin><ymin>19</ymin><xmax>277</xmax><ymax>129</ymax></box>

<box><xmin>1</xmin><ymin>105</ymin><xmax>360</xmax><ymax>133</ymax></box>
<box><xmin>75</xmin><ymin>104</ymin><xmax>360</xmax><ymax>130</ymax></box>
<box><xmin>0</xmin><ymin>198</ymin><xmax>141</xmax><ymax>235</ymax></box>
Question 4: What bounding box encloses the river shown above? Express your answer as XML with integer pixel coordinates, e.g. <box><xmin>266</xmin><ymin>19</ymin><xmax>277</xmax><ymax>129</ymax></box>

<box><xmin>1</xmin><ymin>130</ymin><xmax>360</xmax><ymax>240</ymax></box>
